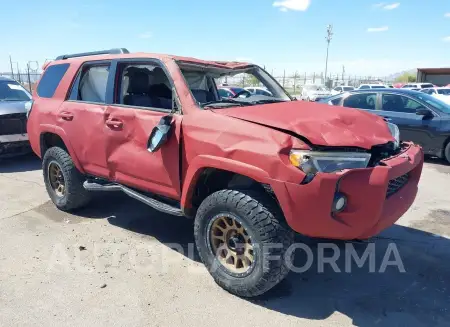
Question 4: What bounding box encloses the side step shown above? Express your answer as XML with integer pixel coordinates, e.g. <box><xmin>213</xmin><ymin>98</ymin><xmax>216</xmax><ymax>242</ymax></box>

<box><xmin>83</xmin><ymin>181</ymin><xmax>184</xmax><ymax>216</ymax></box>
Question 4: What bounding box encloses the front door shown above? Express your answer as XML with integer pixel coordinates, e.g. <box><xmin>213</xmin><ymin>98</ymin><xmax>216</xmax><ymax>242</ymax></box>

<box><xmin>103</xmin><ymin>59</ymin><xmax>182</xmax><ymax>200</ymax></box>
<box><xmin>379</xmin><ymin>93</ymin><xmax>442</xmax><ymax>152</ymax></box>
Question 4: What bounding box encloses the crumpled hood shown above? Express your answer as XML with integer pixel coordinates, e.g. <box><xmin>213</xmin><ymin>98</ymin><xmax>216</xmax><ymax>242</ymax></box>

<box><xmin>212</xmin><ymin>101</ymin><xmax>395</xmax><ymax>149</ymax></box>
<box><xmin>0</xmin><ymin>101</ymin><xmax>28</xmax><ymax>115</ymax></box>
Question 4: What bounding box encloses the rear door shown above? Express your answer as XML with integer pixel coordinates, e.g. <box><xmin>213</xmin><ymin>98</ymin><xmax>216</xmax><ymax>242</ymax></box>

<box><xmin>379</xmin><ymin>93</ymin><xmax>441</xmax><ymax>151</ymax></box>
<box><xmin>103</xmin><ymin>59</ymin><xmax>182</xmax><ymax>199</ymax></box>
<box><xmin>58</xmin><ymin>61</ymin><xmax>113</xmax><ymax>178</ymax></box>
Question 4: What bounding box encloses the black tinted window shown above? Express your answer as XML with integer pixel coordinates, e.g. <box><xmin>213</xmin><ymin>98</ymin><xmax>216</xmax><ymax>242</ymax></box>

<box><xmin>37</xmin><ymin>63</ymin><xmax>70</xmax><ymax>98</ymax></box>
<box><xmin>343</xmin><ymin>93</ymin><xmax>377</xmax><ymax>109</ymax></box>
<box><xmin>381</xmin><ymin>94</ymin><xmax>421</xmax><ymax>113</ymax></box>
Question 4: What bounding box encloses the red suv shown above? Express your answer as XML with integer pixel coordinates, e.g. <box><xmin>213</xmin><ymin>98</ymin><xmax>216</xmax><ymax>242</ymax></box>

<box><xmin>27</xmin><ymin>48</ymin><xmax>424</xmax><ymax>297</ymax></box>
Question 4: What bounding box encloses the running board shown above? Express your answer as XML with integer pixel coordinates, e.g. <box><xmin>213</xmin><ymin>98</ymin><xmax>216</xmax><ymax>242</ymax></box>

<box><xmin>83</xmin><ymin>181</ymin><xmax>184</xmax><ymax>216</ymax></box>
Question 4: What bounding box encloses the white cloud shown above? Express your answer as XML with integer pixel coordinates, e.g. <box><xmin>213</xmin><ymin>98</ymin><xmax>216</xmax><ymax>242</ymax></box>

<box><xmin>273</xmin><ymin>0</ymin><xmax>311</xmax><ymax>11</ymax></box>
<box><xmin>445</xmin><ymin>13</ymin><xmax>450</xmax><ymax>18</ymax></box>
<box><xmin>138</xmin><ymin>32</ymin><xmax>152</xmax><ymax>39</ymax></box>
<box><xmin>383</xmin><ymin>2</ymin><xmax>400</xmax><ymax>10</ymax></box>
<box><xmin>373</xmin><ymin>2</ymin><xmax>385</xmax><ymax>8</ymax></box>
<box><xmin>443</xmin><ymin>36</ymin><xmax>450</xmax><ymax>42</ymax></box>
<box><xmin>373</xmin><ymin>2</ymin><xmax>400</xmax><ymax>10</ymax></box>
<box><xmin>367</xmin><ymin>26</ymin><xmax>389</xmax><ymax>32</ymax></box>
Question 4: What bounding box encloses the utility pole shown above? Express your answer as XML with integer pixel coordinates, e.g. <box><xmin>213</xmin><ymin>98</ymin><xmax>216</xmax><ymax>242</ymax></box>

<box><xmin>342</xmin><ymin>65</ymin><xmax>345</xmax><ymax>84</ymax></box>
<box><xmin>9</xmin><ymin>55</ymin><xmax>14</xmax><ymax>79</ymax></box>
<box><xmin>324</xmin><ymin>24</ymin><xmax>333</xmax><ymax>85</ymax></box>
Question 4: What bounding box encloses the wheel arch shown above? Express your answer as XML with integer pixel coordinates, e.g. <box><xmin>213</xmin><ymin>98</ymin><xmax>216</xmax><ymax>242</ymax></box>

<box><xmin>39</xmin><ymin>125</ymin><xmax>85</xmax><ymax>173</ymax></box>
<box><xmin>181</xmin><ymin>155</ymin><xmax>279</xmax><ymax>216</ymax></box>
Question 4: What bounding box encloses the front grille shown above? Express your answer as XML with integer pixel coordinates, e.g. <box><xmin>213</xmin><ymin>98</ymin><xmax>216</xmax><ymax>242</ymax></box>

<box><xmin>386</xmin><ymin>173</ymin><xmax>409</xmax><ymax>198</ymax></box>
<box><xmin>0</xmin><ymin>113</ymin><xmax>27</xmax><ymax>135</ymax></box>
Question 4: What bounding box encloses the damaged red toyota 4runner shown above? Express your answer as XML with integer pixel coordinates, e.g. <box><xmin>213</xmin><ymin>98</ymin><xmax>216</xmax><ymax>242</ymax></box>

<box><xmin>27</xmin><ymin>49</ymin><xmax>423</xmax><ymax>297</ymax></box>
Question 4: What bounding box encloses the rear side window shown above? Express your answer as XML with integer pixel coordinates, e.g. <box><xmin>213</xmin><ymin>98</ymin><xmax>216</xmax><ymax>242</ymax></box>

<box><xmin>343</xmin><ymin>93</ymin><xmax>377</xmax><ymax>110</ymax></box>
<box><xmin>69</xmin><ymin>64</ymin><xmax>110</xmax><ymax>103</ymax></box>
<box><xmin>37</xmin><ymin>63</ymin><xmax>70</xmax><ymax>98</ymax></box>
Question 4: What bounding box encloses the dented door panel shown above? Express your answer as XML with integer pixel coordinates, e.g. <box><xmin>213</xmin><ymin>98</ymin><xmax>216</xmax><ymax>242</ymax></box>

<box><xmin>103</xmin><ymin>105</ymin><xmax>182</xmax><ymax>199</ymax></box>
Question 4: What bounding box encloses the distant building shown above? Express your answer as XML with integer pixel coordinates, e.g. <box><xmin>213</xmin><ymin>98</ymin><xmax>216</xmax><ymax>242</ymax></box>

<box><xmin>417</xmin><ymin>68</ymin><xmax>450</xmax><ymax>86</ymax></box>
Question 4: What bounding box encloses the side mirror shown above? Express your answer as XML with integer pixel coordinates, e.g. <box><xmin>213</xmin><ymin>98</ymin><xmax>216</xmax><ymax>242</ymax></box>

<box><xmin>147</xmin><ymin>116</ymin><xmax>173</xmax><ymax>153</ymax></box>
<box><xmin>416</xmin><ymin>108</ymin><xmax>433</xmax><ymax>117</ymax></box>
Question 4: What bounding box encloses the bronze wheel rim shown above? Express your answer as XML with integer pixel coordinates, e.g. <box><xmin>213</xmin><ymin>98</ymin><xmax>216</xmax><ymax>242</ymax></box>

<box><xmin>48</xmin><ymin>161</ymin><xmax>65</xmax><ymax>197</ymax></box>
<box><xmin>209</xmin><ymin>215</ymin><xmax>254</xmax><ymax>275</ymax></box>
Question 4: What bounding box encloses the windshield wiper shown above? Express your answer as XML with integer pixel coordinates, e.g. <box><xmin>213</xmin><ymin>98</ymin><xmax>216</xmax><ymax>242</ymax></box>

<box><xmin>250</xmin><ymin>99</ymin><xmax>286</xmax><ymax>105</ymax></box>
<box><xmin>202</xmin><ymin>99</ymin><xmax>248</xmax><ymax>108</ymax></box>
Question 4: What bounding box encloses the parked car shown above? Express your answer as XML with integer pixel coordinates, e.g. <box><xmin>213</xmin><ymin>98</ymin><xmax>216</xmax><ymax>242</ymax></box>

<box><xmin>420</xmin><ymin>87</ymin><xmax>450</xmax><ymax>104</ymax></box>
<box><xmin>331</xmin><ymin>85</ymin><xmax>355</xmax><ymax>95</ymax></box>
<box><xmin>358</xmin><ymin>84</ymin><xmax>388</xmax><ymax>89</ymax></box>
<box><xmin>300</xmin><ymin>84</ymin><xmax>331</xmax><ymax>101</ymax></box>
<box><xmin>218</xmin><ymin>86</ymin><xmax>250</xmax><ymax>99</ymax></box>
<box><xmin>28</xmin><ymin>48</ymin><xmax>423</xmax><ymax>298</ymax></box>
<box><xmin>321</xmin><ymin>88</ymin><xmax>450</xmax><ymax>163</ymax></box>
<box><xmin>244</xmin><ymin>87</ymin><xmax>273</xmax><ymax>97</ymax></box>
<box><xmin>0</xmin><ymin>76</ymin><xmax>33</xmax><ymax>158</ymax></box>
<box><xmin>401</xmin><ymin>83</ymin><xmax>434</xmax><ymax>90</ymax></box>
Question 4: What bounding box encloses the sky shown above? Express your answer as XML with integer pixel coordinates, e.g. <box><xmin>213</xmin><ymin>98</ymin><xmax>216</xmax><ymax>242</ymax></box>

<box><xmin>1</xmin><ymin>0</ymin><xmax>449</xmax><ymax>77</ymax></box>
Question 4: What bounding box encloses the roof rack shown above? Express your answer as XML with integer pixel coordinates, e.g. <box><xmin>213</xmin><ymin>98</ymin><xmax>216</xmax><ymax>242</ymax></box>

<box><xmin>55</xmin><ymin>48</ymin><xmax>130</xmax><ymax>60</ymax></box>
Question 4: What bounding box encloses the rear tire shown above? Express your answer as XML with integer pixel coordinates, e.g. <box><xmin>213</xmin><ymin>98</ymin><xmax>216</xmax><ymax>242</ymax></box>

<box><xmin>194</xmin><ymin>189</ymin><xmax>294</xmax><ymax>297</ymax></box>
<box><xmin>445</xmin><ymin>142</ymin><xmax>450</xmax><ymax>164</ymax></box>
<box><xmin>42</xmin><ymin>147</ymin><xmax>91</xmax><ymax>211</ymax></box>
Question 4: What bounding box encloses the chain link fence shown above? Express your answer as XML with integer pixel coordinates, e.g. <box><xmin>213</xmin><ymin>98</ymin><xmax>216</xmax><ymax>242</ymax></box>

<box><xmin>2</xmin><ymin>60</ymin><xmax>393</xmax><ymax>96</ymax></box>
<box><xmin>219</xmin><ymin>72</ymin><xmax>394</xmax><ymax>96</ymax></box>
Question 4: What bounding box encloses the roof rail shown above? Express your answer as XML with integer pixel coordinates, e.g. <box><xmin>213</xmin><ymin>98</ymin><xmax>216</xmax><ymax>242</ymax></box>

<box><xmin>55</xmin><ymin>48</ymin><xmax>130</xmax><ymax>60</ymax></box>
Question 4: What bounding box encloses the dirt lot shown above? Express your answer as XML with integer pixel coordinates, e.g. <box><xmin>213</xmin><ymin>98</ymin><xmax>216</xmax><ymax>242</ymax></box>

<box><xmin>1</xmin><ymin>155</ymin><xmax>449</xmax><ymax>327</ymax></box>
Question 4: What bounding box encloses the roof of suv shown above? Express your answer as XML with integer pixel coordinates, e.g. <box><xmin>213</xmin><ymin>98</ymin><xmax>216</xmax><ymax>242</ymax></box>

<box><xmin>0</xmin><ymin>76</ymin><xmax>15</xmax><ymax>82</ymax></box>
<box><xmin>45</xmin><ymin>51</ymin><xmax>251</xmax><ymax>70</ymax></box>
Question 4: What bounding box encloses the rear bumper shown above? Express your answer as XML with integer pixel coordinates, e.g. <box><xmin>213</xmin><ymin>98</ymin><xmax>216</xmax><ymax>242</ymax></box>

<box><xmin>270</xmin><ymin>143</ymin><xmax>423</xmax><ymax>240</ymax></box>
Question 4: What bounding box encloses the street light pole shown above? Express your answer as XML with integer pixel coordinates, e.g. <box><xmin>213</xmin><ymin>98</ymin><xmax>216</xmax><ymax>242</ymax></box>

<box><xmin>324</xmin><ymin>24</ymin><xmax>333</xmax><ymax>85</ymax></box>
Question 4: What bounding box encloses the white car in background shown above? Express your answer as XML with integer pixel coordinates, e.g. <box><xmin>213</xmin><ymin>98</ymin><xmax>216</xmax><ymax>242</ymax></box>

<box><xmin>300</xmin><ymin>84</ymin><xmax>331</xmax><ymax>101</ymax></box>
<box><xmin>358</xmin><ymin>84</ymin><xmax>388</xmax><ymax>90</ymax></box>
<box><xmin>401</xmin><ymin>83</ymin><xmax>434</xmax><ymax>90</ymax></box>
<box><xmin>244</xmin><ymin>87</ymin><xmax>273</xmax><ymax>97</ymax></box>
<box><xmin>331</xmin><ymin>85</ymin><xmax>355</xmax><ymax>95</ymax></box>
<box><xmin>420</xmin><ymin>87</ymin><xmax>450</xmax><ymax>104</ymax></box>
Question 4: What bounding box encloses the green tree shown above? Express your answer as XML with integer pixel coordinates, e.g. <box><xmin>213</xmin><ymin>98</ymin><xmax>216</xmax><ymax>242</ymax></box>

<box><xmin>395</xmin><ymin>72</ymin><xmax>416</xmax><ymax>83</ymax></box>
<box><xmin>246</xmin><ymin>74</ymin><xmax>260</xmax><ymax>86</ymax></box>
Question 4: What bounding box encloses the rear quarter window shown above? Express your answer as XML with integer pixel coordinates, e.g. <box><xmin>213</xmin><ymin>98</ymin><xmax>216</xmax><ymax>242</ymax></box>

<box><xmin>36</xmin><ymin>63</ymin><xmax>70</xmax><ymax>98</ymax></box>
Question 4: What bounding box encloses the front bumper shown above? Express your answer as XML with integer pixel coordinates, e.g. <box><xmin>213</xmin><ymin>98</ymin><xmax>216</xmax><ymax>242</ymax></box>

<box><xmin>270</xmin><ymin>143</ymin><xmax>423</xmax><ymax>240</ymax></box>
<box><xmin>0</xmin><ymin>134</ymin><xmax>31</xmax><ymax>158</ymax></box>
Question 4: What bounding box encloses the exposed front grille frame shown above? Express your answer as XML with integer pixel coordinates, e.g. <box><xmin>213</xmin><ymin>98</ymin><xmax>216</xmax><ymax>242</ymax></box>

<box><xmin>0</xmin><ymin>113</ymin><xmax>27</xmax><ymax>136</ymax></box>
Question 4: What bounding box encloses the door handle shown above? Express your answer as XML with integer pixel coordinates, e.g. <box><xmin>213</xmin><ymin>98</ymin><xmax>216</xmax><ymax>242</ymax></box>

<box><xmin>105</xmin><ymin>118</ymin><xmax>123</xmax><ymax>129</ymax></box>
<box><xmin>59</xmin><ymin>111</ymin><xmax>74</xmax><ymax>121</ymax></box>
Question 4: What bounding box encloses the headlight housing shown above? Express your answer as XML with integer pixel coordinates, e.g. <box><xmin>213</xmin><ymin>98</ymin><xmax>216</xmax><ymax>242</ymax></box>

<box><xmin>387</xmin><ymin>122</ymin><xmax>400</xmax><ymax>149</ymax></box>
<box><xmin>289</xmin><ymin>150</ymin><xmax>371</xmax><ymax>174</ymax></box>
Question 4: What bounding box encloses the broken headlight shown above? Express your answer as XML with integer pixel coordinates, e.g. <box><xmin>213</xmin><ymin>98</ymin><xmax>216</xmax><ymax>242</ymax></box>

<box><xmin>387</xmin><ymin>122</ymin><xmax>400</xmax><ymax>149</ymax></box>
<box><xmin>289</xmin><ymin>150</ymin><xmax>371</xmax><ymax>174</ymax></box>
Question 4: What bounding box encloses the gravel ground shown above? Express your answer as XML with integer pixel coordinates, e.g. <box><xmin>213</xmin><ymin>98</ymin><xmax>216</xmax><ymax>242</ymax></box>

<box><xmin>0</xmin><ymin>154</ymin><xmax>449</xmax><ymax>327</ymax></box>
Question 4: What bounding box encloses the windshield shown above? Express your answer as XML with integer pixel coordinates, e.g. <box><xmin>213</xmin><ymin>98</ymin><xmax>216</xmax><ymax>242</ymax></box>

<box><xmin>437</xmin><ymin>89</ymin><xmax>450</xmax><ymax>95</ymax></box>
<box><xmin>0</xmin><ymin>81</ymin><xmax>31</xmax><ymax>101</ymax></box>
<box><xmin>343</xmin><ymin>86</ymin><xmax>354</xmax><ymax>91</ymax></box>
<box><xmin>415</xmin><ymin>92</ymin><xmax>450</xmax><ymax>114</ymax></box>
<box><xmin>179</xmin><ymin>63</ymin><xmax>291</xmax><ymax>108</ymax></box>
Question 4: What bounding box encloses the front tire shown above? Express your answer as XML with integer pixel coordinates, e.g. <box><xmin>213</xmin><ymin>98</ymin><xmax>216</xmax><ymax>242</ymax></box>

<box><xmin>445</xmin><ymin>142</ymin><xmax>450</xmax><ymax>164</ymax></box>
<box><xmin>194</xmin><ymin>190</ymin><xmax>294</xmax><ymax>297</ymax></box>
<box><xmin>42</xmin><ymin>147</ymin><xmax>91</xmax><ymax>211</ymax></box>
